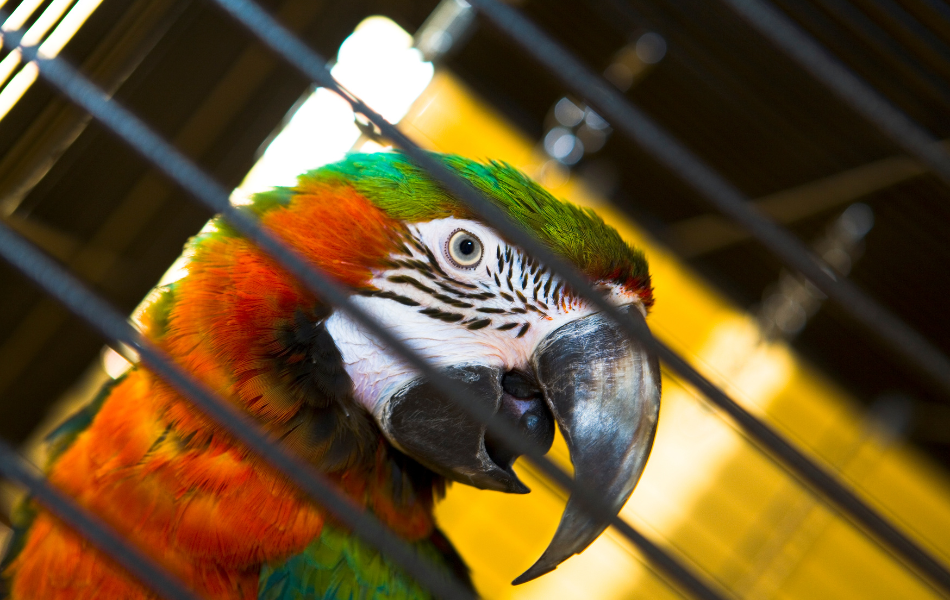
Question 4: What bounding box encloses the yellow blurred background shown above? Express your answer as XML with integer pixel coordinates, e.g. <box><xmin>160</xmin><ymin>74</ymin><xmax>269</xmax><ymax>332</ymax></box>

<box><xmin>402</xmin><ymin>70</ymin><xmax>950</xmax><ymax>599</ymax></box>
<box><xmin>3</xmin><ymin>13</ymin><xmax>949</xmax><ymax>600</ymax></box>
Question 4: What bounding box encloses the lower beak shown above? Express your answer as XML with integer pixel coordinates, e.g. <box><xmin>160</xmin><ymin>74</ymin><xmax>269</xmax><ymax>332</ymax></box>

<box><xmin>381</xmin><ymin>305</ymin><xmax>661</xmax><ymax>582</ymax></box>
<box><xmin>384</xmin><ymin>364</ymin><xmax>534</xmax><ymax>494</ymax></box>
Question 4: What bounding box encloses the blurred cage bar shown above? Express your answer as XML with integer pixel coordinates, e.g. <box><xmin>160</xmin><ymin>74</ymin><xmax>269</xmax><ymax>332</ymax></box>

<box><xmin>0</xmin><ymin>0</ymin><xmax>949</xmax><ymax>598</ymax></box>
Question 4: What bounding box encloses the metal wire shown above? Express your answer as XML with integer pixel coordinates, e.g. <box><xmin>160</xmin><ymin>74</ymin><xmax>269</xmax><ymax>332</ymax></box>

<box><xmin>839</xmin><ymin>0</ymin><xmax>950</xmax><ymax>87</ymax></box>
<box><xmin>471</xmin><ymin>0</ymin><xmax>950</xmax><ymax>398</ymax></box>
<box><xmin>0</xmin><ymin>29</ymin><xmax>730</xmax><ymax>600</ymax></box>
<box><xmin>0</xmin><ymin>438</ymin><xmax>200</xmax><ymax>600</ymax></box>
<box><xmin>210</xmin><ymin>0</ymin><xmax>950</xmax><ymax>593</ymax></box>
<box><xmin>461</xmin><ymin>0</ymin><xmax>950</xmax><ymax>589</ymax></box>
<box><xmin>2</xmin><ymin>2</ymin><xmax>947</xmax><ymax>599</ymax></box>
<box><xmin>0</xmin><ymin>221</ymin><xmax>474</xmax><ymax>600</ymax></box>
<box><xmin>804</xmin><ymin>0</ymin><xmax>950</xmax><ymax>110</ymax></box>
<box><xmin>717</xmin><ymin>0</ymin><xmax>950</xmax><ymax>185</ymax></box>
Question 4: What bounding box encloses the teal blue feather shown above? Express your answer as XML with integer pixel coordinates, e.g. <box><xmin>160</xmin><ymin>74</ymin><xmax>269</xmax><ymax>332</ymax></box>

<box><xmin>259</xmin><ymin>524</ymin><xmax>472</xmax><ymax>600</ymax></box>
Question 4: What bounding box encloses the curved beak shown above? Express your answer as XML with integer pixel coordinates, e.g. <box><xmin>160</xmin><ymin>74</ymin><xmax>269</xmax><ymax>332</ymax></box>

<box><xmin>380</xmin><ymin>304</ymin><xmax>660</xmax><ymax>583</ymax></box>
<box><xmin>514</xmin><ymin>304</ymin><xmax>661</xmax><ymax>583</ymax></box>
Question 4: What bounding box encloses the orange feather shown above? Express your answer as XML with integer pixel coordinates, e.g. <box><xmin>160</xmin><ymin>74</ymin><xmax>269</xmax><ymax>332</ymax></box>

<box><xmin>7</xmin><ymin>185</ymin><xmax>436</xmax><ymax>599</ymax></box>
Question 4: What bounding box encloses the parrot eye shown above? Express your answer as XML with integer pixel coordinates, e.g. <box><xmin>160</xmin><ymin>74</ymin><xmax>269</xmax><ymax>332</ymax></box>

<box><xmin>445</xmin><ymin>229</ymin><xmax>483</xmax><ymax>269</ymax></box>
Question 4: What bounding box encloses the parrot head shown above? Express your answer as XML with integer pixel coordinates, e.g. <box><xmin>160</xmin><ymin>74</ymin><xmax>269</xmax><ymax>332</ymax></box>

<box><xmin>205</xmin><ymin>152</ymin><xmax>660</xmax><ymax>584</ymax></box>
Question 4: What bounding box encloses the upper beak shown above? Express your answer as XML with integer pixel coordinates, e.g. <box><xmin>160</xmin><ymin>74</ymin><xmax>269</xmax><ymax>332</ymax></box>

<box><xmin>380</xmin><ymin>304</ymin><xmax>661</xmax><ymax>583</ymax></box>
<box><xmin>514</xmin><ymin>304</ymin><xmax>661</xmax><ymax>583</ymax></box>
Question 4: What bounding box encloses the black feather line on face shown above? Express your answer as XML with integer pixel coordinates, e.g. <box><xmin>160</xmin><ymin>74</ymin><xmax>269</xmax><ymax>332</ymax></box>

<box><xmin>431</xmin><ymin>293</ymin><xmax>474</xmax><ymax>309</ymax></box>
<box><xmin>435</xmin><ymin>281</ymin><xmax>468</xmax><ymax>297</ymax></box>
<box><xmin>369</xmin><ymin>290</ymin><xmax>421</xmax><ymax>306</ymax></box>
<box><xmin>534</xmin><ymin>267</ymin><xmax>546</xmax><ymax>284</ymax></box>
<box><xmin>422</xmin><ymin>244</ymin><xmax>450</xmax><ymax>278</ymax></box>
<box><xmin>388</xmin><ymin>274</ymin><xmax>435</xmax><ymax>294</ymax></box>
<box><xmin>419</xmin><ymin>307</ymin><xmax>465</xmax><ymax>322</ymax></box>
<box><xmin>373</xmin><ymin>231</ymin><xmax>584</xmax><ymax>341</ymax></box>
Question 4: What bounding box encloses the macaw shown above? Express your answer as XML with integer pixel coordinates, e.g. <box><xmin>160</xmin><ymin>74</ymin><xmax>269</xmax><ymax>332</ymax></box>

<box><xmin>1</xmin><ymin>152</ymin><xmax>660</xmax><ymax>600</ymax></box>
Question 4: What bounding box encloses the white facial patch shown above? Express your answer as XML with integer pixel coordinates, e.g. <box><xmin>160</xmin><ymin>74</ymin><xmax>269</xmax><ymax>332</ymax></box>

<box><xmin>325</xmin><ymin>217</ymin><xmax>643</xmax><ymax>418</ymax></box>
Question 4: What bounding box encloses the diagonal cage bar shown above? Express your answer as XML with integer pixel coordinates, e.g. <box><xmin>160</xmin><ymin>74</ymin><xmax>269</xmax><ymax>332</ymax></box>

<box><xmin>717</xmin><ymin>0</ymin><xmax>950</xmax><ymax>186</ymax></box>
<box><xmin>1</xmin><ymin>5</ymin><xmax>944</xmax><ymax>600</ymax></box>
<box><xmin>206</xmin><ymin>0</ymin><xmax>950</xmax><ymax>594</ymax></box>
<box><xmin>0</xmin><ymin>439</ymin><xmax>200</xmax><ymax>600</ymax></box>
<box><xmin>467</xmin><ymin>0</ymin><xmax>950</xmax><ymax>401</ymax></box>
<box><xmin>203</xmin><ymin>0</ymin><xmax>950</xmax><ymax>590</ymax></box>
<box><xmin>0</xmin><ymin>27</ymin><xmax>731</xmax><ymax>600</ymax></box>
<box><xmin>0</xmin><ymin>221</ymin><xmax>474</xmax><ymax>600</ymax></box>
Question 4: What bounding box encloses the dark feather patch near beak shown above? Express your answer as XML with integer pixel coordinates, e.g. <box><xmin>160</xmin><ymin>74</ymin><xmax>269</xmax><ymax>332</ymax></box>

<box><xmin>385</xmin><ymin>365</ymin><xmax>555</xmax><ymax>494</ymax></box>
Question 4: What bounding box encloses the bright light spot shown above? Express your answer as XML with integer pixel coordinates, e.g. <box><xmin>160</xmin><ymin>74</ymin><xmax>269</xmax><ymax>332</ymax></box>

<box><xmin>0</xmin><ymin>62</ymin><xmax>38</xmax><ymax>121</ymax></box>
<box><xmin>335</xmin><ymin>16</ymin><xmax>433</xmax><ymax>123</ymax></box>
<box><xmin>0</xmin><ymin>49</ymin><xmax>22</xmax><ymax>87</ymax></box>
<box><xmin>1</xmin><ymin>0</ymin><xmax>47</xmax><ymax>34</ymax></box>
<box><xmin>101</xmin><ymin>345</ymin><xmax>136</xmax><ymax>379</ymax></box>
<box><xmin>142</xmin><ymin>17</ymin><xmax>433</xmax><ymax>318</ymax></box>
<box><xmin>39</xmin><ymin>0</ymin><xmax>104</xmax><ymax>57</ymax></box>
<box><xmin>584</xmin><ymin>108</ymin><xmax>609</xmax><ymax>130</ymax></box>
<box><xmin>553</xmin><ymin>97</ymin><xmax>583</xmax><ymax>127</ymax></box>
<box><xmin>22</xmin><ymin>0</ymin><xmax>75</xmax><ymax>47</ymax></box>
<box><xmin>0</xmin><ymin>0</ymin><xmax>75</xmax><ymax>88</ymax></box>
<box><xmin>232</xmin><ymin>87</ymin><xmax>358</xmax><ymax>203</ymax></box>
<box><xmin>232</xmin><ymin>16</ymin><xmax>433</xmax><ymax>203</ymax></box>
<box><xmin>0</xmin><ymin>0</ymin><xmax>105</xmax><ymax>122</ymax></box>
<box><xmin>357</xmin><ymin>139</ymin><xmax>394</xmax><ymax>154</ymax></box>
<box><xmin>157</xmin><ymin>254</ymin><xmax>191</xmax><ymax>287</ymax></box>
<box><xmin>544</xmin><ymin>127</ymin><xmax>584</xmax><ymax>165</ymax></box>
<box><xmin>636</xmin><ymin>32</ymin><xmax>667</xmax><ymax>65</ymax></box>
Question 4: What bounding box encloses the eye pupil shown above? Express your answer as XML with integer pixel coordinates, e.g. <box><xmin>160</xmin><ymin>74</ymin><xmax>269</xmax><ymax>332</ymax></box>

<box><xmin>446</xmin><ymin>229</ymin><xmax>483</xmax><ymax>268</ymax></box>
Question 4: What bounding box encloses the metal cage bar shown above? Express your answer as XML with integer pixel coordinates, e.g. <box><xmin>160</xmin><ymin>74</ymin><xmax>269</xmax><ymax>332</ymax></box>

<box><xmin>0</xmin><ymin>0</ymin><xmax>947</xmax><ymax>598</ymax></box>
<box><xmin>718</xmin><ymin>0</ymin><xmax>950</xmax><ymax>185</ymax></box>
<box><xmin>468</xmin><ymin>0</ymin><xmax>950</xmax><ymax>401</ymax></box>
<box><xmin>0</xmin><ymin>26</ymin><xmax>728</xmax><ymax>600</ymax></box>
<box><xmin>0</xmin><ymin>216</ymin><xmax>474</xmax><ymax>600</ymax></box>
<box><xmin>208</xmin><ymin>0</ymin><xmax>950</xmax><ymax>593</ymax></box>
<box><xmin>0</xmin><ymin>438</ymin><xmax>199</xmax><ymax>600</ymax></box>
